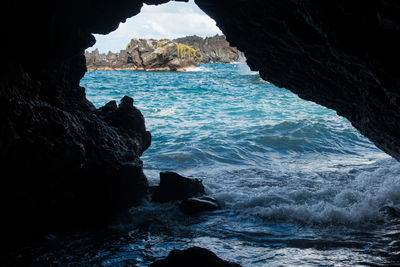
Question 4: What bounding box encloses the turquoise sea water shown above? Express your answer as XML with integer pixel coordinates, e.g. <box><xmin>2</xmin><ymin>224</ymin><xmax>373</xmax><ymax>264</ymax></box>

<box><xmin>46</xmin><ymin>63</ymin><xmax>400</xmax><ymax>265</ymax></box>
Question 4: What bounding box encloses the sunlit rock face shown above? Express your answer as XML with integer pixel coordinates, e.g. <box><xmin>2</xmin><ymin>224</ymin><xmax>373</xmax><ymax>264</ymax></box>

<box><xmin>85</xmin><ymin>35</ymin><xmax>242</xmax><ymax>71</ymax></box>
<box><xmin>1</xmin><ymin>0</ymin><xmax>400</xmax><ymax>243</ymax></box>
<box><xmin>195</xmin><ymin>0</ymin><xmax>400</xmax><ymax>160</ymax></box>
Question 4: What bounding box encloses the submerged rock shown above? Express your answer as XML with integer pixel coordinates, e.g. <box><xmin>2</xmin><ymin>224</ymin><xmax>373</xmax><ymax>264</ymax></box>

<box><xmin>151</xmin><ymin>172</ymin><xmax>205</xmax><ymax>203</ymax></box>
<box><xmin>149</xmin><ymin>246</ymin><xmax>241</xmax><ymax>267</ymax></box>
<box><xmin>179</xmin><ymin>196</ymin><xmax>220</xmax><ymax>215</ymax></box>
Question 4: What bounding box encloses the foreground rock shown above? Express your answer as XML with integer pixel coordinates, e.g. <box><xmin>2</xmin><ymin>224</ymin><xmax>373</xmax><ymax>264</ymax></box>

<box><xmin>1</xmin><ymin>64</ymin><xmax>151</xmax><ymax>243</ymax></box>
<box><xmin>152</xmin><ymin>172</ymin><xmax>205</xmax><ymax>202</ymax></box>
<box><xmin>179</xmin><ymin>196</ymin><xmax>220</xmax><ymax>215</ymax></box>
<box><xmin>85</xmin><ymin>35</ymin><xmax>243</xmax><ymax>71</ymax></box>
<box><xmin>149</xmin><ymin>246</ymin><xmax>241</xmax><ymax>267</ymax></box>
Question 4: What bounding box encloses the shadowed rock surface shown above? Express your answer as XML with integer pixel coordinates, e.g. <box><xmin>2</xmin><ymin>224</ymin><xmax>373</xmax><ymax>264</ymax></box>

<box><xmin>85</xmin><ymin>35</ymin><xmax>242</xmax><ymax>71</ymax></box>
<box><xmin>1</xmin><ymin>0</ymin><xmax>400</xmax><ymax>247</ymax></box>
<box><xmin>149</xmin><ymin>246</ymin><xmax>242</xmax><ymax>267</ymax></box>
<box><xmin>152</xmin><ymin>172</ymin><xmax>205</xmax><ymax>202</ymax></box>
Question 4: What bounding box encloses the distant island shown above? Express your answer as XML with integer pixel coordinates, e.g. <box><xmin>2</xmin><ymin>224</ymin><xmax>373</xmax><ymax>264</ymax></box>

<box><xmin>85</xmin><ymin>35</ymin><xmax>243</xmax><ymax>71</ymax></box>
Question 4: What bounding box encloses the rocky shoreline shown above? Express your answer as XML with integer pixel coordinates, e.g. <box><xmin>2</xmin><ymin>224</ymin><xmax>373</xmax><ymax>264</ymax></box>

<box><xmin>85</xmin><ymin>35</ymin><xmax>243</xmax><ymax>71</ymax></box>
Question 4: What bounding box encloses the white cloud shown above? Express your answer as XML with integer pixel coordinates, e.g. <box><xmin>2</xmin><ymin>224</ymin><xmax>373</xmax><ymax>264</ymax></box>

<box><xmin>88</xmin><ymin>0</ymin><xmax>222</xmax><ymax>53</ymax></box>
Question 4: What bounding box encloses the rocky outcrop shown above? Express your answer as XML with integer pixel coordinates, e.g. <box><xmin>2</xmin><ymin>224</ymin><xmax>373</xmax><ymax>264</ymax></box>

<box><xmin>173</xmin><ymin>35</ymin><xmax>242</xmax><ymax>63</ymax></box>
<box><xmin>151</xmin><ymin>172</ymin><xmax>219</xmax><ymax>215</ymax></box>
<box><xmin>85</xmin><ymin>35</ymin><xmax>242</xmax><ymax>71</ymax></box>
<box><xmin>149</xmin><ymin>246</ymin><xmax>242</xmax><ymax>267</ymax></box>
<box><xmin>0</xmin><ymin>53</ymin><xmax>151</xmax><ymax>245</ymax></box>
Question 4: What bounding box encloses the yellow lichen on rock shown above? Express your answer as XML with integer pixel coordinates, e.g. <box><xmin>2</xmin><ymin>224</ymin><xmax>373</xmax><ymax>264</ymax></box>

<box><xmin>176</xmin><ymin>43</ymin><xmax>199</xmax><ymax>60</ymax></box>
<box><xmin>157</xmin><ymin>41</ymin><xmax>169</xmax><ymax>56</ymax></box>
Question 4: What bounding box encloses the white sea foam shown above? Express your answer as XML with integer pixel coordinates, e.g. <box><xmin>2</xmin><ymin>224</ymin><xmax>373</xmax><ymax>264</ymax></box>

<box><xmin>153</xmin><ymin>107</ymin><xmax>177</xmax><ymax>116</ymax></box>
<box><xmin>185</xmin><ymin>66</ymin><xmax>212</xmax><ymax>72</ymax></box>
<box><xmin>213</xmin><ymin>158</ymin><xmax>400</xmax><ymax>226</ymax></box>
<box><xmin>237</xmin><ymin>62</ymin><xmax>259</xmax><ymax>75</ymax></box>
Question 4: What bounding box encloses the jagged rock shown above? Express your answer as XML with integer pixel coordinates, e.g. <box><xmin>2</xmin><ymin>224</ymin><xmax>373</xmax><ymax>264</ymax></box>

<box><xmin>85</xmin><ymin>35</ymin><xmax>242</xmax><ymax>71</ymax></box>
<box><xmin>98</xmin><ymin>95</ymin><xmax>151</xmax><ymax>159</ymax></box>
<box><xmin>152</xmin><ymin>172</ymin><xmax>205</xmax><ymax>203</ymax></box>
<box><xmin>149</xmin><ymin>246</ymin><xmax>241</xmax><ymax>267</ymax></box>
<box><xmin>179</xmin><ymin>196</ymin><xmax>220</xmax><ymax>215</ymax></box>
<box><xmin>0</xmin><ymin>61</ymin><xmax>151</xmax><ymax>243</ymax></box>
<box><xmin>173</xmin><ymin>35</ymin><xmax>242</xmax><ymax>63</ymax></box>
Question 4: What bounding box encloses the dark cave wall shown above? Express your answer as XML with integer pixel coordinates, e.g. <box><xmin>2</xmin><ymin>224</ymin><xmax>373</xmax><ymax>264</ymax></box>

<box><xmin>1</xmin><ymin>0</ymin><xmax>400</xmax><ymax>243</ymax></box>
<box><xmin>0</xmin><ymin>53</ymin><xmax>151</xmax><ymax>240</ymax></box>
<box><xmin>0</xmin><ymin>0</ymin><xmax>163</xmax><ymax>241</ymax></box>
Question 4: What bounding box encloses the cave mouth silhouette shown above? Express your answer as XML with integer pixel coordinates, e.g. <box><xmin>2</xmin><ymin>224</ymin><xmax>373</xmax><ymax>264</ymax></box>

<box><xmin>3</xmin><ymin>1</ymin><xmax>400</xmax><ymax>265</ymax></box>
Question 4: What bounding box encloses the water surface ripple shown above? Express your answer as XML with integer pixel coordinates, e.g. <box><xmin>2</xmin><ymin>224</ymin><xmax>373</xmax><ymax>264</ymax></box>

<box><xmin>41</xmin><ymin>63</ymin><xmax>400</xmax><ymax>266</ymax></box>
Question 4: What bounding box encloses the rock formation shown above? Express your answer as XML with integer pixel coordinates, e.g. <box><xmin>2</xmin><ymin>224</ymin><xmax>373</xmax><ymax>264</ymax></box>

<box><xmin>1</xmin><ymin>0</ymin><xmax>400</xmax><ymax>249</ymax></box>
<box><xmin>85</xmin><ymin>35</ymin><xmax>242</xmax><ymax>71</ymax></box>
<box><xmin>151</xmin><ymin>172</ymin><xmax>205</xmax><ymax>202</ymax></box>
<box><xmin>174</xmin><ymin>35</ymin><xmax>242</xmax><ymax>63</ymax></box>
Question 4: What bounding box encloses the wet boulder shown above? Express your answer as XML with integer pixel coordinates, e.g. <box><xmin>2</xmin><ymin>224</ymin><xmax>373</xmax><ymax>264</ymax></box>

<box><xmin>149</xmin><ymin>246</ymin><xmax>241</xmax><ymax>267</ymax></box>
<box><xmin>179</xmin><ymin>196</ymin><xmax>220</xmax><ymax>215</ymax></box>
<box><xmin>151</xmin><ymin>172</ymin><xmax>205</xmax><ymax>203</ymax></box>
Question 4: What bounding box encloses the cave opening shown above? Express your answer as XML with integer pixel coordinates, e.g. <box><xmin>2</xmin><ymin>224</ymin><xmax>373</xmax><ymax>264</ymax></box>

<box><xmin>3</xmin><ymin>0</ymin><xmax>400</xmax><ymax>266</ymax></box>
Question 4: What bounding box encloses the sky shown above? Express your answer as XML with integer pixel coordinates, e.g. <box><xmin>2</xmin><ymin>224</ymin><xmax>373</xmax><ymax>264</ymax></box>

<box><xmin>88</xmin><ymin>0</ymin><xmax>223</xmax><ymax>53</ymax></box>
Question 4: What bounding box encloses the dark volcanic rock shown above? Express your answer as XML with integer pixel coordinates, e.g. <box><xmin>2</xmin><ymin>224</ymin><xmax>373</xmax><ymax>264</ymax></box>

<box><xmin>0</xmin><ymin>54</ymin><xmax>151</xmax><ymax>243</ymax></box>
<box><xmin>149</xmin><ymin>246</ymin><xmax>241</xmax><ymax>267</ymax></box>
<box><xmin>179</xmin><ymin>196</ymin><xmax>220</xmax><ymax>215</ymax></box>
<box><xmin>152</xmin><ymin>172</ymin><xmax>205</xmax><ymax>203</ymax></box>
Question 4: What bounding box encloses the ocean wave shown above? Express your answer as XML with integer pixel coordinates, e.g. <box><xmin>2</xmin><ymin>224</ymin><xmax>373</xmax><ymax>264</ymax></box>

<box><xmin>230</xmin><ymin>120</ymin><xmax>373</xmax><ymax>154</ymax></box>
<box><xmin>236</xmin><ymin>62</ymin><xmax>259</xmax><ymax>75</ymax></box>
<box><xmin>214</xmin><ymin>158</ymin><xmax>400</xmax><ymax>226</ymax></box>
